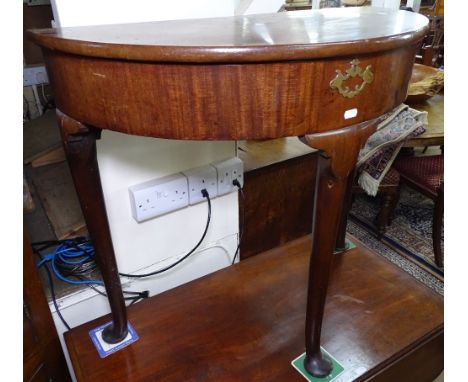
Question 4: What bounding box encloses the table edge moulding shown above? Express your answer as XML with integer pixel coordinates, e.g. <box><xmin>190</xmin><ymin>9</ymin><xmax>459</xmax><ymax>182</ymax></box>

<box><xmin>28</xmin><ymin>7</ymin><xmax>429</xmax><ymax>379</ymax></box>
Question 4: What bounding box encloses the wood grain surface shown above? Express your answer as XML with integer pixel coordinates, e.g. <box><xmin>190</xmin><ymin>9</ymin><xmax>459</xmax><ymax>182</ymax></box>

<box><xmin>403</xmin><ymin>93</ymin><xmax>444</xmax><ymax>147</ymax></box>
<box><xmin>65</xmin><ymin>236</ymin><xmax>443</xmax><ymax>382</ymax></box>
<box><xmin>238</xmin><ymin>138</ymin><xmax>317</xmax><ymax>172</ymax></box>
<box><xmin>42</xmin><ymin>46</ymin><xmax>418</xmax><ymax>140</ymax></box>
<box><xmin>28</xmin><ymin>9</ymin><xmax>428</xmax><ymax>63</ymax></box>
<box><xmin>24</xmin><ymin>230</ymin><xmax>71</xmax><ymax>382</ymax></box>
<box><xmin>239</xmin><ymin>140</ymin><xmax>317</xmax><ymax>259</ymax></box>
<box><xmin>28</xmin><ymin>8</ymin><xmax>428</xmax><ymax>140</ymax></box>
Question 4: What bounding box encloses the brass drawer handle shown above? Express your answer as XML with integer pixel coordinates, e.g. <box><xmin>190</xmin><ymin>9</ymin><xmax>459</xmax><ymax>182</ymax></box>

<box><xmin>330</xmin><ymin>59</ymin><xmax>374</xmax><ymax>99</ymax></box>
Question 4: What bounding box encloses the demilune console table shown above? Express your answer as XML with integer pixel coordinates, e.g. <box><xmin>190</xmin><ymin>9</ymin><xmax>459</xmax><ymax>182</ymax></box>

<box><xmin>29</xmin><ymin>8</ymin><xmax>440</xmax><ymax>381</ymax></box>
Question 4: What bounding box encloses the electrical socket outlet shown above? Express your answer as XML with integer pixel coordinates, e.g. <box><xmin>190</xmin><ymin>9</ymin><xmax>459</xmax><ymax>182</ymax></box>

<box><xmin>129</xmin><ymin>173</ymin><xmax>189</xmax><ymax>223</ymax></box>
<box><xmin>212</xmin><ymin>157</ymin><xmax>244</xmax><ymax>196</ymax></box>
<box><xmin>182</xmin><ymin>165</ymin><xmax>218</xmax><ymax>205</ymax></box>
<box><xmin>231</xmin><ymin>158</ymin><xmax>244</xmax><ymax>188</ymax></box>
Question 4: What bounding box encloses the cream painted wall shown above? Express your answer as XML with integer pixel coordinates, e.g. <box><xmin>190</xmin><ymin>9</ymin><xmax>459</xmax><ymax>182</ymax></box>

<box><xmin>51</xmin><ymin>0</ymin><xmax>285</xmax><ymax>27</ymax></box>
<box><xmin>51</xmin><ymin>0</ymin><xmax>238</xmax><ymax>27</ymax></box>
<box><xmin>97</xmin><ymin>132</ymin><xmax>239</xmax><ymax>275</ymax></box>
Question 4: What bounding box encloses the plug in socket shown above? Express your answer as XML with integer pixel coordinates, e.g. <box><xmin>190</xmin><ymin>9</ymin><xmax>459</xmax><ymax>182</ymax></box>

<box><xmin>129</xmin><ymin>173</ymin><xmax>189</xmax><ymax>222</ymax></box>
<box><xmin>212</xmin><ymin>157</ymin><xmax>244</xmax><ymax>196</ymax></box>
<box><xmin>183</xmin><ymin>165</ymin><xmax>218</xmax><ymax>205</ymax></box>
<box><xmin>231</xmin><ymin>158</ymin><xmax>244</xmax><ymax>188</ymax></box>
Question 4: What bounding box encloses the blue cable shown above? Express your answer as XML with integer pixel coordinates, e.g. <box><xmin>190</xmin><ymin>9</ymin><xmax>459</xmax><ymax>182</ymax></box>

<box><xmin>36</xmin><ymin>238</ymin><xmax>104</xmax><ymax>286</ymax></box>
<box><xmin>51</xmin><ymin>259</ymin><xmax>104</xmax><ymax>286</ymax></box>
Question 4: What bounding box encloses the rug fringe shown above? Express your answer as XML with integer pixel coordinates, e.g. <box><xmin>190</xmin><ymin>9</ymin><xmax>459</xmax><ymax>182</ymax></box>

<box><xmin>358</xmin><ymin>171</ymin><xmax>380</xmax><ymax>196</ymax></box>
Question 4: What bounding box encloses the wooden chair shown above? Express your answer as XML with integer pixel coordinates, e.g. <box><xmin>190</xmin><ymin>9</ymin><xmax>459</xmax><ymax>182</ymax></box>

<box><xmin>393</xmin><ymin>154</ymin><xmax>444</xmax><ymax>267</ymax></box>
<box><xmin>335</xmin><ymin>167</ymin><xmax>401</xmax><ymax>252</ymax></box>
<box><xmin>357</xmin><ymin>167</ymin><xmax>401</xmax><ymax>238</ymax></box>
<box><xmin>416</xmin><ymin>0</ymin><xmax>444</xmax><ymax>68</ymax></box>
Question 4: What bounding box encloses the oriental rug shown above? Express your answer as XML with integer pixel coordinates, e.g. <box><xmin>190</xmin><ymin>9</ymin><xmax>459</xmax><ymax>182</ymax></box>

<box><xmin>347</xmin><ymin>183</ymin><xmax>443</xmax><ymax>296</ymax></box>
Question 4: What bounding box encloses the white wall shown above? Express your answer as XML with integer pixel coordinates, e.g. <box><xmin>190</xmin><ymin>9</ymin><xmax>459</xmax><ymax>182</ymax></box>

<box><xmin>371</xmin><ymin>0</ymin><xmax>401</xmax><ymax>10</ymax></box>
<box><xmin>51</xmin><ymin>0</ymin><xmax>239</xmax><ymax>27</ymax></box>
<box><xmin>51</xmin><ymin>0</ymin><xmax>284</xmax><ymax>27</ymax></box>
<box><xmin>97</xmin><ymin>132</ymin><xmax>239</xmax><ymax>275</ymax></box>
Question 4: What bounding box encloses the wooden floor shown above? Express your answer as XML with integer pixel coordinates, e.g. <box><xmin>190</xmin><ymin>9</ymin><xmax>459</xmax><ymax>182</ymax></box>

<box><xmin>65</xmin><ymin>236</ymin><xmax>443</xmax><ymax>382</ymax></box>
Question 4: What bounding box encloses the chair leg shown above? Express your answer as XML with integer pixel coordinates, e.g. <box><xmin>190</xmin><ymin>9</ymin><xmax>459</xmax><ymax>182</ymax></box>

<box><xmin>433</xmin><ymin>184</ymin><xmax>444</xmax><ymax>267</ymax></box>
<box><xmin>374</xmin><ymin>188</ymin><xmax>399</xmax><ymax>240</ymax></box>
<box><xmin>387</xmin><ymin>186</ymin><xmax>400</xmax><ymax>226</ymax></box>
<box><xmin>374</xmin><ymin>194</ymin><xmax>392</xmax><ymax>239</ymax></box>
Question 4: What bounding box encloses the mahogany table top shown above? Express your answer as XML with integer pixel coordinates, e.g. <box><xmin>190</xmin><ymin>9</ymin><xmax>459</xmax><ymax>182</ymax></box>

<box><xmin>28</xmin><ymin>8</ymin><xmax>428</xmax><ymax>63</ymax></box>
<box><xmin>27</xmin><ymin>9</ymin><xmax>429</xmax><ymax>140</ymax></box>
<box><xmin>65</xmin><ymin>236</ymin><xmax>443</xmax><ymax>381</ymax></box>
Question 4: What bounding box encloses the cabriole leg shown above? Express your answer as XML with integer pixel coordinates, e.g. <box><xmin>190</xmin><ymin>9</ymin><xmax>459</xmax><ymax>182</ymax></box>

<box><xmin>334</xmin><ymin>169</ymin><xmax>356</xmax><ymax>253</ymax></box>
<box><xmin>301</xmin><ymin>121</ymin><xmax>377</xmax><ymax>377</ymax></box>
<box><xmin>57</xmin><ymin>110</ymin><xmax>128</xmax><ymax>344</ymax></box>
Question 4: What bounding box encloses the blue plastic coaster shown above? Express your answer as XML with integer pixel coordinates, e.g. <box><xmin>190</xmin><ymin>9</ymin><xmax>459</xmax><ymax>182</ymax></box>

<box><xmin>89</xmin><ymin>321</ymin><xmax>139</xmax><ymax>358</ymax></box>
<box><xmin>291</xmin><ymin>348</ymin><xmax>345</xmax><ymax>382</ymax></box>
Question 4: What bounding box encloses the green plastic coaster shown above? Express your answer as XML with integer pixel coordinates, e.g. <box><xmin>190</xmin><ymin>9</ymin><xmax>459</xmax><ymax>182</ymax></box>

<box><xmin>333</xmin><ymin>239</ymin><xmax>356</xmax><ymax>255</ymax></box>
<box><xmin>291</xmin><ymin>348</ymin><xmax>345</xmax><ymax>382</ymax></box>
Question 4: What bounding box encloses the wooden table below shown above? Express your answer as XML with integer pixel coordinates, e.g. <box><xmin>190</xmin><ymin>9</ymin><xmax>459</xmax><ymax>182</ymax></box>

<box><xmin>404</xmin><ymin>93</ymin><xmax>444</xmax><ymax>147</ymax></box>
<box><xmin>65</xmin><ymin>236</ymin><xmax>443</xmax><ymax>382</ymax></box>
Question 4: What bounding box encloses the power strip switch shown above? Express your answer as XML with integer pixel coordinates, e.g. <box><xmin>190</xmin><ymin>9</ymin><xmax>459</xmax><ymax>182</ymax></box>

<box><xmin>212</xmin><ymin>157</ymin><xmax>244</xmax><ymax>196</ymax></box>
<box><xmin>129</xmin><ymin>174</ymin><xmax>189</xmax><ymax>223</ymax></box>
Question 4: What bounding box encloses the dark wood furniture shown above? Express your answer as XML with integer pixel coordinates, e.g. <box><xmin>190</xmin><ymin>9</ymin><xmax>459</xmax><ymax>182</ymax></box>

<box><xmin>23</xmin><ymin>3</ymin><xmax>54</xmax><ymax>65</ymax></box>
<box><xmin>24</xmin><ymin>230</ymin><xmax>71</xmax><ymax>382</ymax></box>
<box><xmin>335</xmin><ymin>168</ymin><xmax>401</xmax><ymax>251</ymax></box>
<box><xmin>416</xmin><ymin>18</ymin><xmax>443</xmax><ymax>68</ymax></box>
<box><xmin>29</xmin><ymin>8</ymin><xmax>429</xmax><ymax>378</ymax></box>
<box><xmin>393</xmin><ymin>154</ymin><xmax>444</xmax><ymax>267</ymax></box>
<box><xmin>64</xmin><ymin>236</ymin><xmax>444</xmax><ymax>381</ymax></box>
<box><xmin>337</xmin><ymin>93</ymin><xmax>444</xmax><ymax>250</ymax></box>
<box><xmin>355</xmin><ymin>168</ymin><xmax>401</xmax><ymax>238</ymax></box>
<box><xmin>417</xmin><ymin>0</ymin><xmax>444</xmax><ymax>67</ymax></box>
<box><xmin>404</xmin><ymin>93</ymin><xmax>444</xmax><ymax>149</ymax></box>
<box><xmin>238</xmin><ymin>138</ymin><xmax>318</xmax><ymax>259</ymax></box>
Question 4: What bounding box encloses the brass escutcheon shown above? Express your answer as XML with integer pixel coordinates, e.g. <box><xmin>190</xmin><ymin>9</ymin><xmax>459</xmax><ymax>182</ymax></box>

<box><xmin>330</xmin><ymin>59</ymin><xmax>374</xmax><ymax>99</ymax></box>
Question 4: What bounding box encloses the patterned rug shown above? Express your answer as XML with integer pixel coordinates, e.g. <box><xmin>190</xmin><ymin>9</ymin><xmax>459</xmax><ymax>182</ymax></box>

<box><xmin>347</xmin><ymin>183</ymin><xmax>443</xmax><ymax>295</ymax></box>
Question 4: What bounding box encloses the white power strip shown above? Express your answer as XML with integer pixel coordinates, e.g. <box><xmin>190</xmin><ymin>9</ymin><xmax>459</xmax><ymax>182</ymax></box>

<box><xmin>128</xmin><ymin>157</ymin><xmax>243</xmax><ymax>223</ymax></box>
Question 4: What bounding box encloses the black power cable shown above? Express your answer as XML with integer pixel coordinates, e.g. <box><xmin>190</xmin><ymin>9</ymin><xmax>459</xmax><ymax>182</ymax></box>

<box><xmin>119</xmin><ymin>189</ymin><xmax>212</xmax><ymax>278</ymax></box>
<box><xmin>32</xmin><ymin>238</ymin><xmax>150</xmax><ymax>331</ymax></box>
<box><xmin>231</xmin><ymin>179</ymin><xmax>244</xmax><ymax>265</ymax></box>
<box><xmin>31</xmin><ymin>186</ymin><xmax>231</xmax><ymax>324</ymax></box>
<box><xmin>75</xmin><ymin>276</ymin><xmax>149</xmax><ymax>306</ymax></box>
